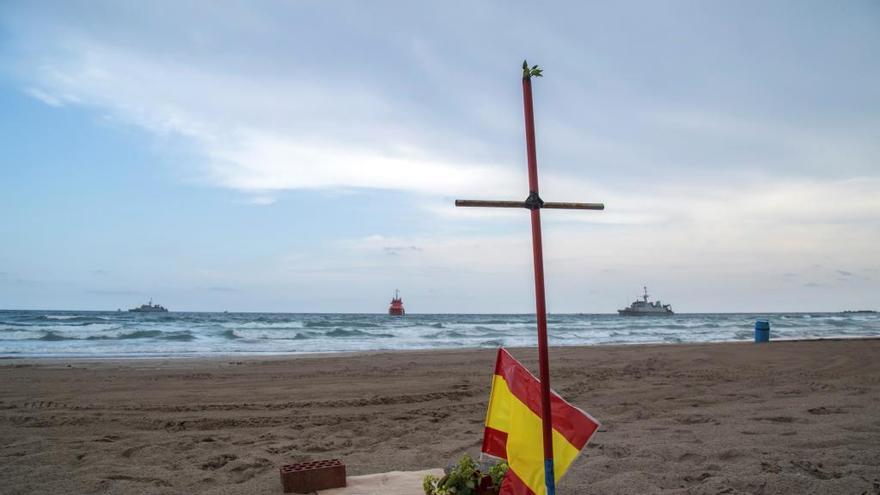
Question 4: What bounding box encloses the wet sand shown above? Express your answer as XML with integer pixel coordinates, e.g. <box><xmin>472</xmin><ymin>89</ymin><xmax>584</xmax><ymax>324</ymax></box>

<box><xmin>1</xmin><ymin>339</ymin><xmax>879</xmax><ymax>494</ymax></box>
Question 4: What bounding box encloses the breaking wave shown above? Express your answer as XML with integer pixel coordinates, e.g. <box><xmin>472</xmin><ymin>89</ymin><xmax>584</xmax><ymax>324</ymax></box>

<box><xmin>35</xmin><ymin>330</ymin><xmax>196</xmax><ymax>342</ymax></box>
<box><xmin>325</xmin><ymin>328</ymin><xmax>393</xmax><ymax>338</ymax></box>
<box><xmin>305</xmin><ymin>320</ymin><xmax>380</xmax><ymax>329</ymax></box>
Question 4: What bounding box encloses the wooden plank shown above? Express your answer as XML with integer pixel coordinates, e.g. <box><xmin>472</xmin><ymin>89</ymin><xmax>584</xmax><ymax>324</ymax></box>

<box><xmin>455</xmin><ymin>200</ymin><xmax>604</xmax><ymax>210</ymax></box>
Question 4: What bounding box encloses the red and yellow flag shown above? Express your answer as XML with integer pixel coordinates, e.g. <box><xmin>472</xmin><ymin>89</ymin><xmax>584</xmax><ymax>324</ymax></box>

<box><xmin>482</xmin><ymin>348</ymin><xmax>600</xmax><ymax>495</ymax></box>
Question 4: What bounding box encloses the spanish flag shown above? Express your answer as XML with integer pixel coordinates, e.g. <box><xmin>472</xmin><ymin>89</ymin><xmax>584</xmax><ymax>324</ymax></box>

<box><xmin>482</xmin><ymin>348</ymin><xmax>600</xmax><ymax>495</ymax></box>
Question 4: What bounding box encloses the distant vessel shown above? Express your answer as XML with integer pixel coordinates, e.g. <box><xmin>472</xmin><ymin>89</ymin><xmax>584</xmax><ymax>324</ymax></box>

<box><xmin>388</xmin><ymin>290</ymin><xmax>405</xmax><ymax>316</ymax></box>
<box><xmin>618</xmin><ymin>287</ymin><xmax>673</xmax><ymax>315</ymax></box>
<box><xmin>129</xmin><ymin>299</ymin><xmax>169</xmax><ymax>313</ymax></box>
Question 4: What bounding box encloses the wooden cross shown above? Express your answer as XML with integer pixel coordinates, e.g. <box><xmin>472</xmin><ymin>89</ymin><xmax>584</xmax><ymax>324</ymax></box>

<box><xmin>455</xmin><ymin>61</ymin><xmax>604</xmax><ymax>495</ymax></box>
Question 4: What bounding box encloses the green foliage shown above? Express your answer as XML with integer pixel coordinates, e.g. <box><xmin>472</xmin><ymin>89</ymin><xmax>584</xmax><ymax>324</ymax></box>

<box><xmin>522</xmin><ymin>60</ymin><xmax>543</xmax><ymax>78</ymax></box>
<box><xmin>423</xmin><ymin>454</ymin><xmax>509</xmax><ymax>495</ymax></box>
<box><xmin>488</xmin><ymin>461</ymin><xmax>509</xmax><ymax>489</ymax></box>
<box><xmin>423</xmin><ymin>474</ymin><xmax>442</xmax><ymax>494</ymax></box>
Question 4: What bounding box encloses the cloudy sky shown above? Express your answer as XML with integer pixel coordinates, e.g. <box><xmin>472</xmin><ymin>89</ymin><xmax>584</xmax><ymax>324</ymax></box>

<box><xmin>1</xmin><ymin>1</ymin><xmax>878</xmax><ymax>312</ymax></box>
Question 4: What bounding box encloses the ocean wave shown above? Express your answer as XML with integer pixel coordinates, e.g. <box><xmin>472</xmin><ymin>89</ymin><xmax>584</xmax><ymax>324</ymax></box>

<box><xmin>823</xmin><ymin>319</ymin><xmax>852</xmax><ymax>327</ymax></box>
<box><xmin>1</xmin><ymin>314</ymin><xmax>106</xmax><ymax>324</ymax></box>
<box><xmin>35</xmin><ymin>330</ymin><xmax>196</xmax><ymax>342</ymax></box>
<box><xmin>38</xmin><ymin>331</ymin><xmax>67</xmax><ymax>341</ymax></box>
<box><xmin>261</xmin><ymin>332</ymin><xmax>316</xmax><ymax>340</ymax></box>
<box><xmin>425</xmin><ymin>330</ymin><xmax>467</xmax><ymax>339</ymax></box>
<box><xmin>619</xmin><ymin>324</ymin><xmax>695</xmax><ymax>331</ymax></box>
<box><xmin>0</xmin><ymin>329</ymin><xmax>45</xmax><ymax>342</ymax></box>
<box><xmin>473</xmin><ymin>325</ymin><xmax>504</xmax><ymax>333</ymax></box>
<box><xmin>0</xmin><ymin>322</ymin><xmax>30</xmax><ymax>328</ymax></box>
<box><xmin>22</xmin><ymin>323</ymin><xmax>122</xmax><ymax>333</ymax></box>
<box><xmin>33</xmin><ymin>318</ymin><xmax>116</xmax><ymax>327</ymax></box>
<box><xmin>41</xmin><ymin>315</ymin><xmax>108</xmax><ymax>322</ymax></box>
<box><xmin>224</xmin><ymin>329</ymin><xmax>315</xmax><ymax>340</ymax></box>
<box><xmin>305</xmin><ymin>320</ymin><xmax>380</xmax><ymax>329</ymax></box>
<box><xmin>479</xmin><ymin>319</ymin><xmax>521</xmax><ymax>325</ymax></box>
<box><xmin>222</xmin><ymin>321</ymin><xmax>304</xmax><ymax>330</ymax></box>
<box><xmin>96</xmin><ymin>330</ymin><xmax>165</xmax><ymax>340</ymax></box>
<box><xmin>325</xmin><ymin>328</ymin><xmax>393</xmax><ymax>338</ymax></box>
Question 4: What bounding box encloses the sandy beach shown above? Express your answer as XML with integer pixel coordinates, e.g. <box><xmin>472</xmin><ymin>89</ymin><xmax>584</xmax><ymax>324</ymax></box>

<box><xmin>1</xmin><ymin>339</ymin><xmax>879</xmax><ymax>494</ymax></box>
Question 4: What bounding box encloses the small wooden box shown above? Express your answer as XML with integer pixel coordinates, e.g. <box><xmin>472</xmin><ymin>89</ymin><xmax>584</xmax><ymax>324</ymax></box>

<box><xmin>280</xmin><ymin>459</ymin><xmax>346</xmax><ymax>493</ymax></box>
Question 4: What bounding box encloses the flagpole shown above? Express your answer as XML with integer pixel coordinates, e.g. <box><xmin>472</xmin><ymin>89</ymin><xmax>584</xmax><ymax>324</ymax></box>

<box><xmin>522</xmin><ymin>62</ymin><xmax>556</xmax><ymax>495</ymax></box>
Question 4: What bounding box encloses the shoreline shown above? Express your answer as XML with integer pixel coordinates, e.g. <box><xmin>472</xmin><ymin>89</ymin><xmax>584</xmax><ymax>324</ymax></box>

<box><xmin>3</xmin><ymin>335</ymin><xmax>879</xmax><ymax>363</ymax></box>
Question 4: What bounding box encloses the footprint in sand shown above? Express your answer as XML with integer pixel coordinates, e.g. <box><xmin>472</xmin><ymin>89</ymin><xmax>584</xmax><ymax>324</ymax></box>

<box><xmin>682</xmin><ymin>472</ymin><xmax>712</xmax><ymax>483</ymax></box>
<box><xmin>751</xmin><ymin>415</ymin><xmax>806</xmax><ymax>424</ymax></box>
<box><xmin>103</xmin><ymin>474</ymin><xmax>172</xmax><ymax>487</ymax></box>
<box><xmin>93</xmin><ymin>435</ymin><xmax>121</xmax><ymax>443</ymax></box>
<box><xmin>807</xmin><ymin>406</ymin><xmax>846</xmax><ymax>415</ymax></box>
<box><xmin>201</xmin><ymin>454</ymin><xmax>237</xmax><ymax>470</ymax></box>
<box><xmin>790</xmin><ymin>460</ymin><xmax>842</xmax><ymax>480</ymax></box>
<box><xmin>605</xmin><ymin>445</ymin><xmax>632</xmax><ymax>459</ymax></box>
<box><xmin>675</xmin><ymin>414</ymin><xmax>717</xmax><ymax>425</ymax></box>
<box><xmin>120</xmin><ymin>445</ymin><xmax>146</xmax><ymax>458</ymax></box>
<box><xmin>228</xmin><ymin>458</ymin><xmax>273</xmax><ymax>483</ymax></box>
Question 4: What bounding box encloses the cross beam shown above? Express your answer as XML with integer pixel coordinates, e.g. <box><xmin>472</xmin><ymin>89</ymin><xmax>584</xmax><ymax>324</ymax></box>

<box><xmin>456</xmin><ymin>61</ymin><xmax>603</xmax><ymax>495</ymax></box>
<box><xmin>455</xmin><ymin>199</ymin><xmax>604</xmax><ymax>210</ymax></box>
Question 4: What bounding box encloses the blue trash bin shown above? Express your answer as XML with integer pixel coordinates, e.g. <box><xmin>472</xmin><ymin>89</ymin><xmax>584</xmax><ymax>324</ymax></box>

<box><xmin>755</xmin><ymin>320</ymin><xmax>770</xmax><ymax>343</ymax></box>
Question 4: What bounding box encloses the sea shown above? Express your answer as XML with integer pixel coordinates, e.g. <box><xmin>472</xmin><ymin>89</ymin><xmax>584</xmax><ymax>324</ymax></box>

<box><xmin>1</xmin><ymin>310</ymin><xmax>878</xmax><ymax>358</ymax></box>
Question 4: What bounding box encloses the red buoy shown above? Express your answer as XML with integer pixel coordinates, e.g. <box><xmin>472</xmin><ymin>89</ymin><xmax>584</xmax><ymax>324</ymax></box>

<box><xmin>388</xmin><ymin>289</ymin><xmax>405</xmax><ymax>316</ymax></box>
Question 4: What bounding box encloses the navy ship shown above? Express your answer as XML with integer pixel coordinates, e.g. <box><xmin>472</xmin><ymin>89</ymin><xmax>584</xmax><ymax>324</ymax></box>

<box><xmin>618</xmin><ymin>287</ymin><xmax>673</xmax><ymax>315</ymax></box>
<box><xmin>128</xmin><ymin>299</ymin><xmax>169</xmax><ymax>313</ymax></box>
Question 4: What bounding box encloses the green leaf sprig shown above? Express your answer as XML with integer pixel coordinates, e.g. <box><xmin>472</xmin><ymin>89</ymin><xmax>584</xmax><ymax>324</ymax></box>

<box><xmin>522</xmin><ymin>60</ymin><xmax>543</xmax><ymax>79</ymax></box>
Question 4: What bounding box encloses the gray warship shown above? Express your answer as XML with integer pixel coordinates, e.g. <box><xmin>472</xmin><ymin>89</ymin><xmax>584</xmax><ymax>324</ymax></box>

<box><xmin>128</xmin><ymin>299</ymin><xmax>168</xmax><ymax>313</ymax></box>
<box><xmin>618</xmin><ymin>287</ymin><xmax>673</xmax><ymax>315</ymax></box>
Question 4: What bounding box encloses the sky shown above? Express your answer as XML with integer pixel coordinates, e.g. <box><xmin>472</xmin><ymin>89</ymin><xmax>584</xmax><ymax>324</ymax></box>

<box><xmin>1</xmin><ymin>1</ymin><xmax>878</xmax><ymax>313</ymax></box>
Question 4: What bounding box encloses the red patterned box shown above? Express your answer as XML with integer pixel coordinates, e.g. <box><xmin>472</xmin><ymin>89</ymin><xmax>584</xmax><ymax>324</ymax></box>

<box><xmin>280</xmin><ymin>459</ymin><xmax>346</xmax><ymax>493</ymax></box>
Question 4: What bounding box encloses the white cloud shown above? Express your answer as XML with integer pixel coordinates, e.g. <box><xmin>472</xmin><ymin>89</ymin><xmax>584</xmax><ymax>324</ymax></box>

<box><xmin>205</xmin><ymin>130</ymin><xmax>521</xmax><ymax>195</ymax></box>
<box><xmin>23</xmin><ymin>86</ymin><xmax>67</xmax><ymax>107</ymax></box>
<box><xmin>14</xmin><ymin>36</ymin><xmax>530</xmax><ymax>200</ymax></box>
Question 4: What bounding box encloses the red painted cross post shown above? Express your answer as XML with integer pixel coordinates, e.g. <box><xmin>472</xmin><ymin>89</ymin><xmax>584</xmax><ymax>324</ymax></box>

<box><xmin>456</xmin><ymin>61</ymin><xmax>604</xmax><ymax>495</ymax></box>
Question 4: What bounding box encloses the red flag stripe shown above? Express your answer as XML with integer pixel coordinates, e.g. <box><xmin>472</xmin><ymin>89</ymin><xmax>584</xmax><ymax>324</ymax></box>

<box><xmin>482</xmin><ymin>426</ymin><xmax>508</xmax><ymax>459</ymax></box>
<box><xmin>495</xmin><ymin>348</ymin><xmax>598</xmax><ymax>449</ymax></box>
<box><xmin>499</xmin><ymin>467</ymin><xmax>537</xmax><ymax>495</ymax></box>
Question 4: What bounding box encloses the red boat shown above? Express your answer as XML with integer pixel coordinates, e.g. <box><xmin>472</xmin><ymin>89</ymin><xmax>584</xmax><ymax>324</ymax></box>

<box><xmin>388</xmin><ymin>289</ymin><xmax>405</xmax><ymax>316</ymax></box>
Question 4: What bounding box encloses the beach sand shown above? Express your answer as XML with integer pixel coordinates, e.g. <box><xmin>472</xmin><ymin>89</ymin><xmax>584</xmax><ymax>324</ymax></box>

<box><xmin>1</xmin><ymin>339</ymin><xmax>879</xmax><ymax>494</ymax></box>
